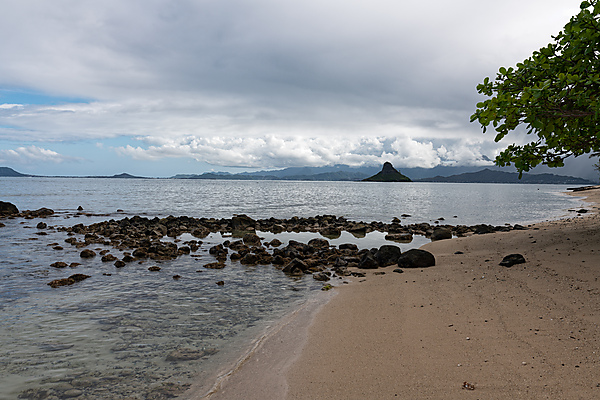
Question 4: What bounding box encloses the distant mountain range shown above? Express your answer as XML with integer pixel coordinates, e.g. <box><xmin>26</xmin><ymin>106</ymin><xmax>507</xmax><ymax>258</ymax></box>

<box><xmin>0</xmin><ymin>165</ymin><xmax>595</xmax><ymax>185</ymax></box>
<box><xmin>417</xmin><ymin>168</ymin><xmax>594</xmax><ymax>185</ymax></box>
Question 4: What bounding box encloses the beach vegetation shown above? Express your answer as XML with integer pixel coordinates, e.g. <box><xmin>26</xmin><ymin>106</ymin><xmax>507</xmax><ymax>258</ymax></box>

<box><xmin>471</xmin><ymin>0</ymin><xmax>600</xmax><ymax>176</ymax></box>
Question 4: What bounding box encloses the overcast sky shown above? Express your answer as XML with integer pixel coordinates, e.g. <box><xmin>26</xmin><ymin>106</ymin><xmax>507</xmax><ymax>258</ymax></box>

<box><xmin>0</xmin><ymin>0</ymin><xmax>594</xmax><ymax>178</ymax></box>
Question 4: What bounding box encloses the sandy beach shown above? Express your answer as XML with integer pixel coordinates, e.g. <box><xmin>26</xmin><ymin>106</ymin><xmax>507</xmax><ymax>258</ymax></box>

<box><xmin>198</xmin><ymin>188</ymin><xmax>600</xmax><ymax>400</ymax></box>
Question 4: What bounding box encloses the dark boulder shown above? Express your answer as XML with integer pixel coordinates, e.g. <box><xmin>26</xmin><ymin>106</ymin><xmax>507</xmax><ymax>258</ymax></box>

<box><xmin>374</xmin><ymin>245</ymin><xmax>402</xmax><ymax>267</ymax></box>
<box><xmin>339</xmin><ymin>243</ymin><xmax>358</xmax><ymax>251</ymax></box>
<box><xmin>242</xmin><ymin>233</ymin><xmax>261</xmax><ymax>246</ymax></box>
<box><xmin>0</xmin><ymin>201</ymin><xmax>18</xmax><ymax>216</ymax></box>
<box><xmin>358</xmin><ymin>252</ymin><xmax>379</xmax><ymax>269</ymax></box>
<box><xmin>313</xmin><ymin>272</ymin><xmax>331</xmax><ymax>281</ymax></box>
<box><xmin>308</xmin><ymin>238</ymin><xmax>329</xmax><ymax>249</ymax></box>
<box><xmin>473</xmin><ymin>224</ymin><xmax>494</xmax><ymax>234</ymax></box>
<box><xmin>385</xmin><ymin>233</ymin><xmax>413</xmax><ymax>243</ymax></box>
<box><xmin>397</xmin><ymin>249</ymin><xmax>435</xmax><ymax>268</ymax></box>
<box><xmin>48</xmin><ymin>273</ymin><xmax>91</xmax><ymax>288</ymax></box>
<box><xmin>232</xmin><ymin>214</ymin><xmax>256</xmax><ymax>231</ymax></box>
<box><xmin>102</xmin><ymin>253</ymin><xmax>117</xmax><ymax>262</ymax></box>
<box><xmin>240</xmin><ymin>253</ymin><xmax>259</xmax><ymax>265</ymax></box>
<box><xmin>268</xmin><ymin>238</ymin><xmax>283</xmax><ymax>247</ymax></box>
<box><xmin>282</xmin><ymin>258</ymin><xmax>309</xmax><ymax>275</ymax></box>
<box><xmin>320</xmin><ymin>226</ymin><xmax>341</xmax><ymax>239</ymax></box>
<box><xmin>499</xmin><ymin>254</ymin><xmax>526</xmax><ymax>267</ymax></box>
<box><xmin>430</xmin><ymin>228</ymin><xmax>452</xmax><ymax>241</ymax></box>
<box><xmin>80</xmin><ymin>249</ymin><xmax>96</xmax><ymax>258</ymax></box>
<box><xmin>50</xmin><ymin>261</ymin><xmax>68</xmax><ymax>268</ymax></box>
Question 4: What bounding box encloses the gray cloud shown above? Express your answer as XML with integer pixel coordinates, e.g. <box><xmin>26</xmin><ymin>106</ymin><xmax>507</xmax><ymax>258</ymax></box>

<box><xmin>0</xmin><ymin>0</ymin><xmax>583</xmax><ymax>171</ymax></box>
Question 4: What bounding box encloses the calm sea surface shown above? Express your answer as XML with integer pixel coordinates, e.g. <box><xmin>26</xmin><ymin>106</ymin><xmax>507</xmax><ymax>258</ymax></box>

<box><xmin>0</xmin><ymin>178</ymin><xmax>586</xmax><ymax>399</ymax></box>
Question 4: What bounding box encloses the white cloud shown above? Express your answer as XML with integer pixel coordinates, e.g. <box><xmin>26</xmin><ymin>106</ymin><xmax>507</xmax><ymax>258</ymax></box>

<box><xmin>0</xmin><ymin>145</ymin><xmax>81</xmax><ymax>164</ymax></box>
<box><xmin>115</xmin><ymin>134</ymin><xmax>495</xmax><ymax>169</ymax></box>
<box><xmin>0</xmin><ymin>104</ymin><xmax>23</xmax><ymax>109</ymax></box>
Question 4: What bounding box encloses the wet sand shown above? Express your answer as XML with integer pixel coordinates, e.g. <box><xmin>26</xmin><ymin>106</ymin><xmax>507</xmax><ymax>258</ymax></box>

<box><xmin>198</xmin><ymin>188</ymin><xmax>600</xmax><ymax>399</ymax></box>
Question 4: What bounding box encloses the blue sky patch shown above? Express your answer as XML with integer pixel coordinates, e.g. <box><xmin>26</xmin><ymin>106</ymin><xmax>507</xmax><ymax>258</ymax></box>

<box><xmin>0</xmin><ymin>88</ymin><xmax>90</xmax><ymax>106</ymax></box>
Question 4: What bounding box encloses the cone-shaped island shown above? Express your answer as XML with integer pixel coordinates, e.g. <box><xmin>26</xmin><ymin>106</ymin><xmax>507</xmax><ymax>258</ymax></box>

<box><xmin>362</xmin><ymin>162</ymin><xmax>412</xmax><ymax>182</ymax></box>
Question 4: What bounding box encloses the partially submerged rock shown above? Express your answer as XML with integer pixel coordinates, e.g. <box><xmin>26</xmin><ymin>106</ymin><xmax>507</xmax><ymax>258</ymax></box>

<box><xmin>0</xmin><ymin>201</ymin><xmax>19</xmax><ymax>216</ymax></box>
<box><xmin>48</xmin><ymin>274</ymin><xmax>91</xmax><ymax>288</ymax></box>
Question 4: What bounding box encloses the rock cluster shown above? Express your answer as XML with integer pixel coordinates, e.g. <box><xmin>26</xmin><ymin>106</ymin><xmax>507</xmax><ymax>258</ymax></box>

<box><xmin>46</xmin><ymin>214</ymin><xmax>441</xmax><ymax>286</ymax></box>
<box><xmin>6</xmin><ymin>210</ymin><xmax>526</xmax><ymax>286</ymax></box>
<box><xmin>0</xmin><ymin>201</ymin><xmax>54</xmax><ymax>219</ymax></box>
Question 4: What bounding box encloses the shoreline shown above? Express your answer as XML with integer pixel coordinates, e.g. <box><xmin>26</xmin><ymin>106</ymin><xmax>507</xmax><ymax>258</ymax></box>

<box><xmin>199</xmin><ymin>188</ymin><xmax>600</xmax><ymax>399</ymax></box>
<box><xmin>183</xmin><ymin>290</ymin><xmax>336</xmax><ymax>400</ymax></box>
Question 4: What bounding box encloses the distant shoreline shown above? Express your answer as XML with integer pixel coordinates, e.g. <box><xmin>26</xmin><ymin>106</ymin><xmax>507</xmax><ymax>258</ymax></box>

<box><xmin>1</xmin><ymin>165</ymin><xmax>595</xmax><ymax>185</ymax></box>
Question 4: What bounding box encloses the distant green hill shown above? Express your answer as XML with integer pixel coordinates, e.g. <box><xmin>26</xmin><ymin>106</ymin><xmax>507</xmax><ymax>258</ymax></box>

<box><xmin>363</xmin><ymin>162</ymin><xmax>411</xmax><ymax>182</ymax></box>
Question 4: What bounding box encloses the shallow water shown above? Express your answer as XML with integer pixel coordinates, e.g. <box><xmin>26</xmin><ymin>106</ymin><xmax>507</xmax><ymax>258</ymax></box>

<box><xmin>0</xmin><ymin>178</ymin><xmax>586</xmax><ymax>399</ymax></box>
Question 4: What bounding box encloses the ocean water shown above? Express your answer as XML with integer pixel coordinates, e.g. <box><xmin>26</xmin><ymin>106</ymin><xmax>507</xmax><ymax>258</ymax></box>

<box><xmin>0</xmin><ymin>178</ymin><xmax>586</xmax><ymax>399</ymax></box>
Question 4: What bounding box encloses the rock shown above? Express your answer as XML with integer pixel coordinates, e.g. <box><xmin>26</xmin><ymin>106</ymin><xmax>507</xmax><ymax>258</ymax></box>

<box><xmin>358</xmin><ymin>252</ymin><xmax>379</xmax><ymax>269</ymax></box>
<box><xmin>397</xmin><ymin>249</ymin><xmax>435</xmax><ymax>268</ymax></box>
<box><xmin>578</xmin><ymin>209</ymin><xmax>588</xmax><ymax>214</ymax></box>
<box><xmin>499</xmin><ymin>254</ymin><xmax>526</xmax><ymax>267</ymax></box>
<box><xmin>191</xmin><ymin>227</ymin><xmax>210</xmax><ymax>238</ymax></box>
<box><xmin>114</xmin><ymin>260</ymin><xmax>126</xmax><ymax>268</ymax></box>
<box><xmin>430</xmin><ymin>228</ymin><xmax>452</xmax><ymax>241</ymax></box>
<box><xmin>48</xmin><ymin>274</ymin><xmax>91</xmax><ymax>288</ymax></box>
<box><xmin>216</xmin><ymin>280</ymin><xmax>225</xmax><ymax>286</ymax></box>
<box><xmin>80</xmin><ymin>249</ymin><xmax>96</xmax><ymax>258</ymax></box>
<box><xmin>308</xmin><ymin>238</ymin><xmax>329</xmax><ymax>249</ymax></box>
<box><xmin>393</xmin><ymin>268</ymin><xmax>404</xmax><ymax>273</ymax></box>
<box><xmin>385</xmin><ymin>233</ymin><xmax>413</xmax><ymax>243</ymax></box>
<box><xmin>172</xmin><ymin>275</ymin><xmax>181</xmax><ymax>280</ymax></box>
<box><xmin>0</xmin><ymin>201</ymin><xmax>19</xmax><ymax>216</ymax></box>
<box><xmin>28</xmin><ymin>207</ymin><xmax>55</xmax><ymax>218</ymax></box>
<box><xmin>122</xmin><ymin>255</ymin><xmax>135</xmax><ymax>263</ymax></box>
<box><xmin>374</xmin><ymin>245</ymin><xmax>401</xmax><ymax>267</ymax></box>
<box><xmin>204</xmin><ymin>262</ymin><xmax>225</xmax><ymax>269</ymax></box>
<box><xmin>101</xmin><ymin>254</ymin><xmax>118</xmax><ymax>262</ymax></box>
<box><xmin>263</xmin><ymin>239</ymin><xmax>280</xmax><ymax>248</ymax></box>
<box><xmin>338</xmin><ymin>243</ymin><xmax>358</xmax><ymax>251</ymax></box>
<box><xmin>62</xmin><ymin>389</ymin><xmax>84</xmax><ymax>398</ymax></box>
<box><xmin>148</xmin><ymin>266</ymin><xmax>161</xmax><ymax>271</ymax></box>
<box><xmin>473</xmin><ymin>224</ymin><xmax>494</xmax><ymax>234</ymax></box>
<box><xmin>242</xmin><ymin>233</ymin><xmax>261</xmax><ymax>246</ymax></box>
<box><xmin>36</xmin><ymin>222</ymin><xmax>47</xmax><ymax>229</ymax></box>
<box><xmin>51</xmin><ymin>261</ymin><xmax>68</xmax><ymax>268</ymax></box>
<box><xmin>313</xmin><ymin>272</ymin><xmax>331</xmax><ymax>281</ymax></box>
<box><xmin>282</xmin><ymin>258</ymin><xmax>309</xmax><ymax>275</ymax></box>
<box><xmin>348</xmin><ymin>224</ymin><xmax>367</xmax><ymax>237</ymax></box>
<box><xmin>232</xmin><ymin>214</ymin><xmax>256</xmax><ymax>231</ymax></box>
<box><xmin>240</xmin><ymin>253</ymin><xmax>259</xmax><ymax>265</ymax></box>
<box><xmin>320</xmin><ymin>226</ymin><xmax>341</xmax><ymax>239</ymax></box>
